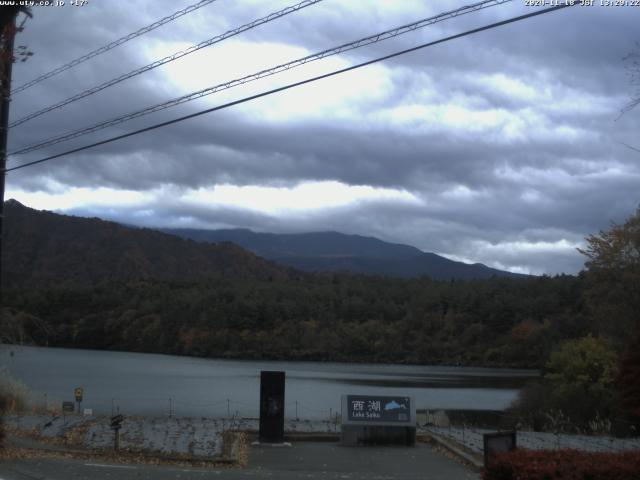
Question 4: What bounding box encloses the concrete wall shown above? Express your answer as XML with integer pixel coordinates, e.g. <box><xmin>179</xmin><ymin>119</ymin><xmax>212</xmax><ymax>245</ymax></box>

<box><xmin>341</xmin><ymin>425</ymin><xmax>416</xmax><ymax>446</ymax></box>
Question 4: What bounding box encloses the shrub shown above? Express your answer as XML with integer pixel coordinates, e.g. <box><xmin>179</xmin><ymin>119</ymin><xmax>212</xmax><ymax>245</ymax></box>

<box><xmin>545</xmin><ymin>335</ymin><xmax>617</xmax><ymax>424</ymax></box>
<box><xmin>483</xmin><ymin>449</ymin><xmax>640</xmax><ymax>480</ymax></box>
<box><xmin>505</xmin><ymin>380</ymin><xmax>553</xmax><ymax>431</ymax></box>
<box><xmin>507</xmin><ymin>336</ymin><xmax>618</xmax><ymax>431</ymax></box>
<box><xmin>0</xmin><ymin>368</ymin><xmax>29</xmax><ymax>414</ymax></box>
<box><xmin>0</xmin><ymin>368</ymin><xmax>30</xmax><ymax>448</ymax></box>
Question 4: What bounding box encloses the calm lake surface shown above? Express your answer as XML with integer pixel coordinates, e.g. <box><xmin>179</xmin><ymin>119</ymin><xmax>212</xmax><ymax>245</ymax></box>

<box><xmin>0</xmin><ymin>345</ymin><xmax>538</xmax><ymax>419</ymax></box>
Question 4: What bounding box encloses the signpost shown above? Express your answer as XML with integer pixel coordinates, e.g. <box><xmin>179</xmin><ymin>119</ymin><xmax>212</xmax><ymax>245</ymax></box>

<box><xmin>341</xmin><ymin>395</ymin><xmax>416</xmax><ymax>446</ymax></box>
<box><xmin>62</xmin><ymin>401</ymin><xmax>74</xmax><ymax>424</ymax></box>
<box><xmin>110</xmin><ymin>414</ymin><xmax>124</xmax><ymax>451</ymax></box>
<box><xmin>74</xmin><ymin>387</ymin><xmax>83</xmax><ymax>413</ymax></box>
<box><xmin>483</xmin><ymin>431</ymin><xmax>517</xmax><ymax>467</ymax></box>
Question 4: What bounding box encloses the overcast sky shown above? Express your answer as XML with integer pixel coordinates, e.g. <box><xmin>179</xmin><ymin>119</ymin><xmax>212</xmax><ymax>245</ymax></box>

<box><xmin>5</xmin><ymin>0</ymin><xmax>640</xmax><ymax>275</ymax></box>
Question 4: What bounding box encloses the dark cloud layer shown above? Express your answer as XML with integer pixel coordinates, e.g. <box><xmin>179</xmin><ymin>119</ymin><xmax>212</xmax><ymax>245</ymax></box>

<box><xmin>5</xmin><ymin>0</ymin><xmax>640</xmax><ymax>275</ymax></box>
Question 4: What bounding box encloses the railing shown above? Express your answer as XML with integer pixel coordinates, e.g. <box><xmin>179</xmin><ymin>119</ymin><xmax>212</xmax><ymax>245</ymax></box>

<box><xmin>5</xmin><ymin>393</ymin><xmax>342</xmax><ymax>426</ymax></box>
<box><xmin>419</xmin><ymin>410</ymin><xmax>640</xmax><ymax>454</ymax></box>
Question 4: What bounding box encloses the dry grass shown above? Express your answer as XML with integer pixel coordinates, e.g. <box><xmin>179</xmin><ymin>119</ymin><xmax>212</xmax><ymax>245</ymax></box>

<box><xmin>1</xmin><ymin>368</ymin><xmax>31</xmax><ymax>447</ymax></box>
<box><xmin>0</xmin><ymin>368</ymin><xmax>30</xmax><ymax>414</ymax></box>
<box><xmin>220</xmin><ymin>431</ymin><xmax>248</xmax><ymax>466</ymax></box>
<box><xmin>0</xmin><ymin>442</ymin><xmax>244</xmax><ymax>468</ymax></box>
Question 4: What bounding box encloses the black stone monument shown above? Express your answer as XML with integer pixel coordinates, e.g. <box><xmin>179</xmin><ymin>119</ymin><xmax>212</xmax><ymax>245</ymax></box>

<box><xmin>259</xmin><ymin>370</ymin><xmax>285</xmax><ymax>443</ymax></box>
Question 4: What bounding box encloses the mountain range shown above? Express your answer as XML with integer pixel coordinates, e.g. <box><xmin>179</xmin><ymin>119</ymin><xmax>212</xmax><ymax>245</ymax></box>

<box><xmin>2</xmin><ymin>200</ymin><xmax>522</xmax><ymax>284</ymax></box>
<box><xmin>162</xmin><ymin>228</ymin><xmax>524</xmax><ymax>280</ymax></box>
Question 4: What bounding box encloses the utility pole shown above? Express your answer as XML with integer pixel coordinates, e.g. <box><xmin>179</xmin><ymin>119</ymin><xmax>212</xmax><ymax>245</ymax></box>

<box><xmin>0</xmin><ymin>9</ymin><xmax>19</xmax><ymax>313</ymax></box>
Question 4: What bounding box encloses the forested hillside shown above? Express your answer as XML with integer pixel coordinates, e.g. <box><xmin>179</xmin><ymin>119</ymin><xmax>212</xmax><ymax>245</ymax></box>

<box><xmin>2</xmin><ymin>200</ymin><xmax>291</xmax><ymax>287</ymax></box>
<box><xmin>3</xmin><ymin>273</ymin><xmax>586</xmax><ymax>367</ymax></box>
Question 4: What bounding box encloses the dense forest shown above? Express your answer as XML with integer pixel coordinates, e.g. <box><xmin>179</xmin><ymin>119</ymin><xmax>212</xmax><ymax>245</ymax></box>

<box><xmin>3</xmin><ymin>273</ymin><xmax>586</xmax><ymax>367</ymax></box>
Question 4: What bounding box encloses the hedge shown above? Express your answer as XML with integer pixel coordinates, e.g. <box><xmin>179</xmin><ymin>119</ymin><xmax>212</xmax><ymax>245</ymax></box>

<box><xmin>483</xmin><ymin>449</ymin><xmax>640</xmax><ymax>480</ymax></box>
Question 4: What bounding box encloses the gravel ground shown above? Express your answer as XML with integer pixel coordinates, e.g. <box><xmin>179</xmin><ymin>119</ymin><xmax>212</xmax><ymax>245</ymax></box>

<box><xmin>5</xmin><ymin>414</ymin><xmax>340</xmax><ymax>458</ymax></box>
<box><xmin>422</xmin><ymin>426</ymin><xmax>640</xmax><ymax>454</ymax></box>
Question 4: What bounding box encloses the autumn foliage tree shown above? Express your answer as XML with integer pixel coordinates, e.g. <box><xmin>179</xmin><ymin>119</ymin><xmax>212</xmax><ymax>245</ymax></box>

<box><xmin>578</xmin><ymin>207</ymin><xmax>640</xmax><ymax>348</ymax></box>
<box><xmin>578</xmin><ymin>207</ymin><xmax>640</xmax><ymax>425</ymax></box>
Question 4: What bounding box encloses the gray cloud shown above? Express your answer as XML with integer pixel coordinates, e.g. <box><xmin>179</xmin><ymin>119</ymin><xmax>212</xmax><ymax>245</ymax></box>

<box><xmin>5</xmin><ymin>0</ymin><xmax>640</xmax><ymax>275</ymax></box>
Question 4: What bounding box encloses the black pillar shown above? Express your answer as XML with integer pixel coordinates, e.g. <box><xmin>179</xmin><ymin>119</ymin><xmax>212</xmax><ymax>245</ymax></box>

<box><xmin>259</xmin><ymin>370</ymin><xmax>285</xmax><ymax>443</ymax></box>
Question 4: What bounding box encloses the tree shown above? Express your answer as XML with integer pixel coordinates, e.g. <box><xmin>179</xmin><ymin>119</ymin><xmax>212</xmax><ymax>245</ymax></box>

<box><xmin>616</xmin><ymin>329</ymin><xmax>640</xmax><ymax>423</ymax></box>
<box><xmin>578</xmin><ymin>208</ymin><xmax>640</xmax><ymax>347</ymax></box>
<box><xmin>545</xmin><ymin>335</ymin><xmax>617</xmax><ymax>426</ymax></box>
<box><xmin>579</xmin><ymin>208</ymin><xmax>640</xmax><ymax>272</ymax></box>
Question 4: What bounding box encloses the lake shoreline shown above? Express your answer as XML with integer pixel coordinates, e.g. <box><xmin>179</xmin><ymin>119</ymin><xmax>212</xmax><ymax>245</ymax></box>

<box><xmin>1</xmin><ymin>345</ymin><xmax>535</xmax><ymax>419</ymax></box>
<box><xmin>1</xmin><ymin>342</ymin><xmax>541</xmax><ymax>373</ymax></box>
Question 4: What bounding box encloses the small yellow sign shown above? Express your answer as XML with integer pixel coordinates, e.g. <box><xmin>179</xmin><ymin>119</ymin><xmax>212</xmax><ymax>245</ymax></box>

<box><xmin>74</xmin><ymin>387</ymin><xmax>83</xmax><ymax>401</ymax></box>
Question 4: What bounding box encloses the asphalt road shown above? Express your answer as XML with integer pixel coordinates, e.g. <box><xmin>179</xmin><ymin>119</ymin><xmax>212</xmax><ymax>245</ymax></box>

<box><xmin>0</xmin><ymin>442</ymin><xmax>479</xmax><ymax>480</ymax></box>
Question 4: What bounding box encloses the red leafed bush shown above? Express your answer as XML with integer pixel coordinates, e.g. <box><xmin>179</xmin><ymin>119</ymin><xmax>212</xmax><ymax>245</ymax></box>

<box><xmin>482</xmin><ymin>449</ymin><xmax>640</xmax><ymax>480</ymax></box>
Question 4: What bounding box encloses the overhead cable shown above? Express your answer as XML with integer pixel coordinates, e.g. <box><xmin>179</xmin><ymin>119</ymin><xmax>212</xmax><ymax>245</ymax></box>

<box><xmin>10</xmin><ymin>0</ymin><xmax>324</xmax><ymax>128</ymax></box>
<box><xmin>10</xmin><ymin>0</ymin><xmax>512</xmax><ymax>156</ymax></box>
<box><xmin>5</xmin><ymin>3</ymin><xmax>576</xmax><ymax>174</ymax></box>
<box><xmin>11</xmin><ymin>0</ymin><xmax>219</xmax><ymax>95</ymax></box>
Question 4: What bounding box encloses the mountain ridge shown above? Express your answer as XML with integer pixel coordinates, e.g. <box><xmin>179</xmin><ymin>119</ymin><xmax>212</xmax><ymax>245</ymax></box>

<box><xmin>1</xmin><ymin>200</ymin><xmax>292</xmax><ymax>287</ymax></box>
<box><xmin>161</xmin><ymin>227</ymin><xmax>525</xmax><ymax>280</ymax></box>
<box><xmin>2</xmin><ymin>199</ymin><xmax>524</xmax><ymax>282</ymax></box>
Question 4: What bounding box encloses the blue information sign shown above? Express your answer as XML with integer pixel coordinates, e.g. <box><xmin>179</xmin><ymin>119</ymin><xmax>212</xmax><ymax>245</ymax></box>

<box><xmin>346</xmin><ymin>395</ymin><xmax>411</xmax><ymax>423</ymax></box>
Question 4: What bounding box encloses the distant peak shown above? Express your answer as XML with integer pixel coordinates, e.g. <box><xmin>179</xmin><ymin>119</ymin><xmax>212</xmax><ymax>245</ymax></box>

<box><xmin>5</xmin><ymin>199</ymin><xmax>26</xmax><ymax>208</ymax></box>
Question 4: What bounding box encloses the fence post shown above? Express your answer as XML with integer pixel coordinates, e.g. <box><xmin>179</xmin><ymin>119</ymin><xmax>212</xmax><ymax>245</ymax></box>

<box><xmin>295</xmin><ymin>400</ymin><xmax>298</xmax><ymax>421</ymax></box>
<box><xmin>169</xmin><ymin>398</ymin><xmax>173</xmax><ymax>417</ymax></box>
<box><xmin>462</xmin><ymin>423</ymin><xmax>465</xmax><ymax>447</ymax></box>
<box><xmin>114</xmin><ymin>426</ymin><xmax>120</xmax><ymax>451</ymax></box>
<box><xmin>227</xmin><ymin>399</ymin><xmax>230</xmax><ymax>418</ymax></box>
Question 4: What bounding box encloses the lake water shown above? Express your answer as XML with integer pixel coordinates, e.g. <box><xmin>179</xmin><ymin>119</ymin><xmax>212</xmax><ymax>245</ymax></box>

<box><xmin>0</xmin><ymin>345</ymin><xmax>538</xmax><ymax>420</ymax></box>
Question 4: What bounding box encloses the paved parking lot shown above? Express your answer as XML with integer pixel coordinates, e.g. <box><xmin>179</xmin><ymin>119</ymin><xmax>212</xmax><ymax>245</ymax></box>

<box><xmin>0</xmin><ymin>441</ymin><xmax>479</xmax><ymax>480</ymax></box>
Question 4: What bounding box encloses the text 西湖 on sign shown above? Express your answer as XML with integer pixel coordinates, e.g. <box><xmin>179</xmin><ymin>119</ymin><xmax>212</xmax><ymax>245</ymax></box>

<box><xmin>346</xmin><ymin>395</ymin><xmax>412</xmax><ymax>423</ymax></box>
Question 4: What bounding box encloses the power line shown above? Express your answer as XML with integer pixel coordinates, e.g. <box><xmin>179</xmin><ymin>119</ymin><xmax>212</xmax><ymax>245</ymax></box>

<box><xmin>10</xmin><ymin>0</ymin><xmax>513</xmax><ymax>156</ymax></box>
<box><xmin>11</xmin><ymin>0</ymin><xmax>219</xmax><ymax>95</ymax></box>
<box><xmin>620</xmin><ymin>142</ymin><xmax>640</xmax><ymax>154</ymax></box>
<box><xmin>5</xmin><ymin>3</ymin><xmax>575</xmax><ymax>174</ymax></box>
<box><xmin>9</xmin><ymin>0</ymin><xmax>324</xmax><ymax>128</ymax></box>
